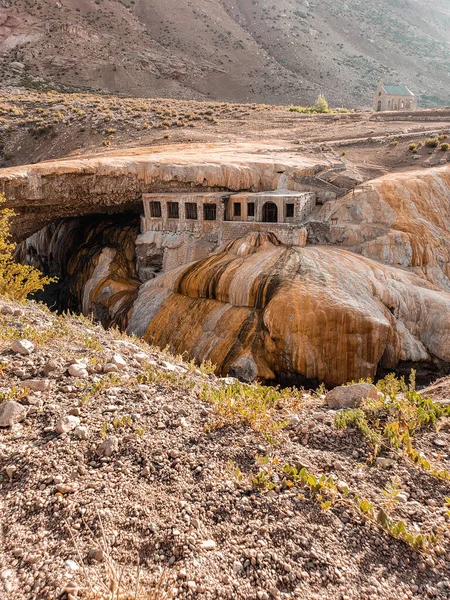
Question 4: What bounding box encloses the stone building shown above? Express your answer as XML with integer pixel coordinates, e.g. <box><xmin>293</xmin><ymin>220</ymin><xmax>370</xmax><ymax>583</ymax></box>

<box><xmin>373</xmin><ymin>82</ymin><xmax>417</xmax><ymax>112</ymax></box>
<box><xmin>136</xmin><ymin>190</ymin><xmax>316</xmax><ymax>279</ymax></box>
<box><xmin>141</xmin><ymin>190</ymin><xmax>316</xmax><ymax>246</ymax></box>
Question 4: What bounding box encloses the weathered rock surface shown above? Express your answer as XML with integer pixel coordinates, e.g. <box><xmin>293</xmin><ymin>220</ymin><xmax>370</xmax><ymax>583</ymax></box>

<box><xmin>325</xmin><ymin>384</ymin><xmax>380</xmax><ymax>410</ymax></box>
<box><xmin>319</xmin><ymin>164</ymin><xmax>450</xmax><ymax>289</ymax></box>
<box><xmin>128</xmin><ymin>231</ymin><xmax>450</xmax><ymax>386</ymax></box>
<box><xmin>0</xmin><ymin>143</ymin><xmax>325</xmax><ymax>239</ymax></box>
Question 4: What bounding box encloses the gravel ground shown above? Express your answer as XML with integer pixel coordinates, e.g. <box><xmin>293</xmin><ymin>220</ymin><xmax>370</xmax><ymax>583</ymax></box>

<box><xmin>1</xmin><ymin>299</ymin><xmax>450</xmax><ymax>600</ymax></box>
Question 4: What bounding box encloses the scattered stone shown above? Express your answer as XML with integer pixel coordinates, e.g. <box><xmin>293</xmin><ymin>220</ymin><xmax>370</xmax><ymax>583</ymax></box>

<box><xmin>326</xmin><ymin>383</ymin><xmax>379</xmax><ymax>409</ymax></box>
<box><xmin>96</xmin><ymin>436</ymin><xmax>119</xmax><ymax>457</ymax></box>
<box><xmin>134</xmin><ymin>352</ymin><xmax>149</xmax><ymax>363</ymax></box>
<box><xmin>88</xmin><ymin>548</ymin><xmax>105</xmax><ymax>563</ymax></box>
<box><xmin>55</xmin><ymin>415</ymin><xmax>80</xmax><ymax>434</ymax></box>
<box><xmin>200</xmin><ymin>540</ymin><xmax>217</xmax><ymax>550</ymax></box>
<box><xmin>376</xmin><ymin>457</ymin><xmax>395</xmax><ymax>468</ymax></box>
<box><xmin>433</xmin><ymin>438</ymin><xmax>446</xmax><ymax>448</ymax></box>
<box><xmin>64</xmin><ymin>560</ymin><xmax>80</xmax><ymax>572</ymax></box>
<box><xmin>22</xmin><ymin>379</ymin><xmax>50</xmax><ymax>392</ymax></box>
<box><xmin>11</xmin><ymin>339</ymin><xmax>34</xmax><ymax>355</ymax></box>
<box><xmin>110</xmin><ymin>353</ymin><xmax>127</xmax><ymax>370</ymax></box>
<box><xmin>73</xmin><ymin>425</ymin><xmax>89</xmax><ymax>439</ymax></box>
<box><xmin>0</xmin><ymin>401</ymin><xmax>27</xmax><ymax>427</ymax></box>
<box><xmin>43</xmin><ymin>359</ymin><xmax>58</xmax><ymax>376</ymax></box>
<box><xmin>0</xmin><ymin>305</ymin><xmax>14</xmax><ymax>315</ymax></box>
<box><xmin>68</xmin><ymin>363</ymin><xmax>88</xmax><ymax>378</ymax></box>
<box><xmin>103</xmin><ymin>363</ymin><xmax>119</xmax><ymax>374</ymax></box>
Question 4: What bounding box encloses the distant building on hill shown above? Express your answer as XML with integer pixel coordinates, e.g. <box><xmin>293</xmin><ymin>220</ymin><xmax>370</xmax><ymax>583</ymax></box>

<box><xmin>373</xmin><ymin>81</ymin><xmax>417</xmax><ymax>112</ymax></box>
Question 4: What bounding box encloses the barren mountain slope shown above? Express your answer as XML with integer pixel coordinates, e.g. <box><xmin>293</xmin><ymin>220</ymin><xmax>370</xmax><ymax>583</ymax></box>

<box><xmin>1</xmin><ymin>0</ymin><xmax>450</xmax><ymax>107</ymax></box>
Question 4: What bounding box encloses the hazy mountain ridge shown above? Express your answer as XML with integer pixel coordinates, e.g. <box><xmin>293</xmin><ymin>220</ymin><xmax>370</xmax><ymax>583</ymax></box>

<box><xmin>1</xmin><ymin>0</ymin><xmax>449</xmax><ymax>107</ymax></box>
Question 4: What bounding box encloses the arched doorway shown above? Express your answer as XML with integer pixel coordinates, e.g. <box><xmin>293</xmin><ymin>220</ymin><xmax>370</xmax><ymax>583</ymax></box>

<box><xmin>262</xmin><ymin>202</ymin><xmax>278</xmax><ymax>223</ymax></box>
<box><xmin>377</xmin><ymin>100</ymin><xmax>382</xmax><ymax>112</ymax></box>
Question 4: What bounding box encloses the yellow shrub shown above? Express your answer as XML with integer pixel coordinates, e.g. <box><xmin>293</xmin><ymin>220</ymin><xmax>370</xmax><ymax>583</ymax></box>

<box><xmin>0</xmin><ymin>194</ymin><xmax>55</xmax><ymax>301</ymax></box>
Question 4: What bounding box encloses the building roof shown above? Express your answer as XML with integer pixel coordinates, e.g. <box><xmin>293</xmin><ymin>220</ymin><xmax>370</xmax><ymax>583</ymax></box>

<box><xmin>382</xmin><ymin>84</ymin><xmax>414</xmax><ymax>96</ymax></box>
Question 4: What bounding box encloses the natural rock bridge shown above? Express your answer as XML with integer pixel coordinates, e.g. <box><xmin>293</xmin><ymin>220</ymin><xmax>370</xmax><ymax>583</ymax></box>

<box><xmin>3</xmin><ymin>142</ymin><xmax>450</xmax><ymax>386</ymax></box>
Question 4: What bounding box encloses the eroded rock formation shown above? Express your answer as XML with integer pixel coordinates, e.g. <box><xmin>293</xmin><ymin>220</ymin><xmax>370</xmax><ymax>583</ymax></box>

<box><xmin>319</xmin><ymin>165</ymin><xmax>450</xmax><ymax>289</ymax></box>
<box><xmin>127</xmin><ymin>232</ymin><xmax>450</xmax><ymax>387</ymax></box>
<box><xmin>8</xmin><ymin>147</ymin><xmax>450</xmax><ymax>386</ymax></box>
<box><xmin>16</xmin><ymin>216</ymin><xmax>140</xmax><ymax>329</ymax></box>
<box><xmin>0</xmin><ymin>142</ymin><xmax>328</xmax><ymax>239</ymax></box>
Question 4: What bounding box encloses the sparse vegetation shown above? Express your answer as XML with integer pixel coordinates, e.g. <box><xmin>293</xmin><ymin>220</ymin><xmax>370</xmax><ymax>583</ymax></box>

<box><xmin>0</xmin><ymin>195</ymin><xmax>54</xmax><ymax>301</ymax></box>
<box><xmin>289</xmin><ymin>95</ymin><xmax>350</xmax><ymax>115</ymax></box>
<box><xmin>336</xmin><ymin>372</ymin><xmax>450</xmax><ymax>479</ymax></box>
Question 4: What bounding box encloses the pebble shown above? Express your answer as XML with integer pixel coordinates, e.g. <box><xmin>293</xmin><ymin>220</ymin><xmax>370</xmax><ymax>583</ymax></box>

<box><xmin>64</xmin><ymin>560</ymin><xmax>80</xmax><ymax>572</ymax></box>
<box><xmin>103</xmin><ymin>363</ymin><xmax>119</xmax><ymax>374</ymax></box>
<box><xmin>96</xmin><ymin>436</ymin><xmax>119</xmax><ymax>457</ymax></box>
<box><xmin>433</xmin><ymin>438</ymin><xmax>446</xmax><ymax>448</ymax></box>
<box><xmin>73</xmin><ymin>425</ymin><xmax>89</xmax><ymax>439</ymax></box>
<box><xmin>376</xmin><ymin>457</ymin><xmax>395</xmax><ymax>468</ymax></box>
<box><xmin>200</xmin><ymin>540</ymin><xmax>217</xmax><ymax>550</ymax></box>
<box><xmin>11</xmin><ymin>339</ymin><xmax>35</xmax><ymax>355</ymax></box>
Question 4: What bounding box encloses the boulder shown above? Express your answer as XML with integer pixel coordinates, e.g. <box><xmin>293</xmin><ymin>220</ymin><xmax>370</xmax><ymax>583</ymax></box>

<box><xmin>0</xmin><ymin>401</ymin><xmax>27</xmax><ymax>427</ymax></box>
<box><xmin>325</xmin><ymin>383</ymin><xmax>379</xmax><ymax>410</ymax></box>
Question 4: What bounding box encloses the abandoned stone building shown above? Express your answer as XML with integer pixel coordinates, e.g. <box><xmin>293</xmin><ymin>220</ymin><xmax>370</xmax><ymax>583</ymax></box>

<box><xmin>373</xmin><ymin>82</ymin><xmax>417</xmax><ymax>112</ymax></box>
<box><xmin>141</xmin><ymin>190</ymin><xmax>316</xmax><ymax>245</ymax></box>
<box><xmin>135</xmin><ymin>190</ymin><xmax>317</xmax><ymax>278</ymax></box>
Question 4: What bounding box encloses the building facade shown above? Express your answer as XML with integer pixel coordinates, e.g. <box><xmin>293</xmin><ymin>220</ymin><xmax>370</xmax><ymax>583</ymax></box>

<box><xmin>373</xmin><ymin>82</ymin><xmax>417</xmax><ymax>112</ymax></box>
<box><xmin>141</xmin><ymin>190</ymin><xmax>316</xmax><ymax>247</ymax></box>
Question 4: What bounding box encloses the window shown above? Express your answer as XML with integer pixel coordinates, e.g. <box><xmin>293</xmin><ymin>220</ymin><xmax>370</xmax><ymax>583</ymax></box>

<box><xmin>233</xmin><ymin>202</ymin><xmax>241</xmax><ymax>217</ymax></box>
<box><xmin>203</xmin><ymin>203</ymin><xmax>217</xmax><ymax>221</ymax></box>
<box><xmin>286</xmin><ymin>203</ymin><xmax>295</xmax><ymax>218</ymax></box>
<box><xmin>168</xmin><ymin>202</ymin><xmax>179</xmax><ymax>219</ymax></box>
<box><xmin>150</xmin><ymin>201</ymin><xmax>162</xmax><ymax>218</ymax></box>
<box><xmin>185</xmin><ymin>203</ymin><xmax>198</xmax><ymax>220</ymax></box>
<box><xmin>247</xmin><ymin>202</ymin><xmax>255</xmax><ymax>217</ymax></box>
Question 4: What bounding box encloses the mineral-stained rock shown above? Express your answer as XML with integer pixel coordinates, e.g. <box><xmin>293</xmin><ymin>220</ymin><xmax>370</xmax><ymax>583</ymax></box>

<box><xmin>0</xmin><ymin>401</ymin><xmax>27</xmax><ymax>427</ymax></box>
<box><xmin>128</xmin><ymin>231</ymin><xmax>450</xmax><ymax>387</ymax></box>
<box><xmin>325</xmin><ymin>383</ymin><xmax>379</xmax><ymax>409</ymax></box>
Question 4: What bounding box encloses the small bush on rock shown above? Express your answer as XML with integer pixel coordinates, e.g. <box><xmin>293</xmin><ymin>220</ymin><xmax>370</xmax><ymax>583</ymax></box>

<box><xmin>0</xmin><ymin>194</ymin><xmax>54</xmax><ymax>300</ymax></box>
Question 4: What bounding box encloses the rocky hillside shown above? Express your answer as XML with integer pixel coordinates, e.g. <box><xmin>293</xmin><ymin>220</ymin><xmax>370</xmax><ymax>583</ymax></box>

<box><xmin>1</xmin><ymin>297</ymin><xmax>450</xmax><ymax>600</ymax></box>
<box><xmin>1</xmin><ymin>0</ymin><xmax>450</xmax><ymax>107</ymax></box>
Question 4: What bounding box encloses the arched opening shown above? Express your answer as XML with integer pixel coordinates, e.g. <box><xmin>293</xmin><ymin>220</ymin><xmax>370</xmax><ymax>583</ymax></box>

<box><xmin>387</xmin><ymin>100</ymin><xmax>391</xmax><ymax>110</ymax></box>
<box><xmin>262</xmin><ymin>202</ymin><xmax>278</xmax><ymax>223</ymax></box>
<box><xmin>377</xmin><ymin>100</ymin><xmax>382</xmax><ymax>112</ymax></box>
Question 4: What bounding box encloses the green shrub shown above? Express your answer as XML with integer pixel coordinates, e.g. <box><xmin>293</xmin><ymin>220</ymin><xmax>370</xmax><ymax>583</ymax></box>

<box><xmin>425</xmin><ymin>137</ymin><xmax>439</xmax><ymax>148</ymax></box>
<box><xmin>440</xmin><ymin>143</ymin><xmax>449</xmax><ymax>152</ymax></box>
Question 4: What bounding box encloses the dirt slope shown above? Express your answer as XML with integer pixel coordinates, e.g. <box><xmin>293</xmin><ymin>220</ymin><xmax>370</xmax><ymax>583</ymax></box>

<box><xmin>1</xmin><ymin>0</ymin><xmax>450</xmax><ymax>107</ymax></box>
<box><xmin>1</xmin><ymin>298</ymin><xmax>450</xmax><ymax>600</ymax></box>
